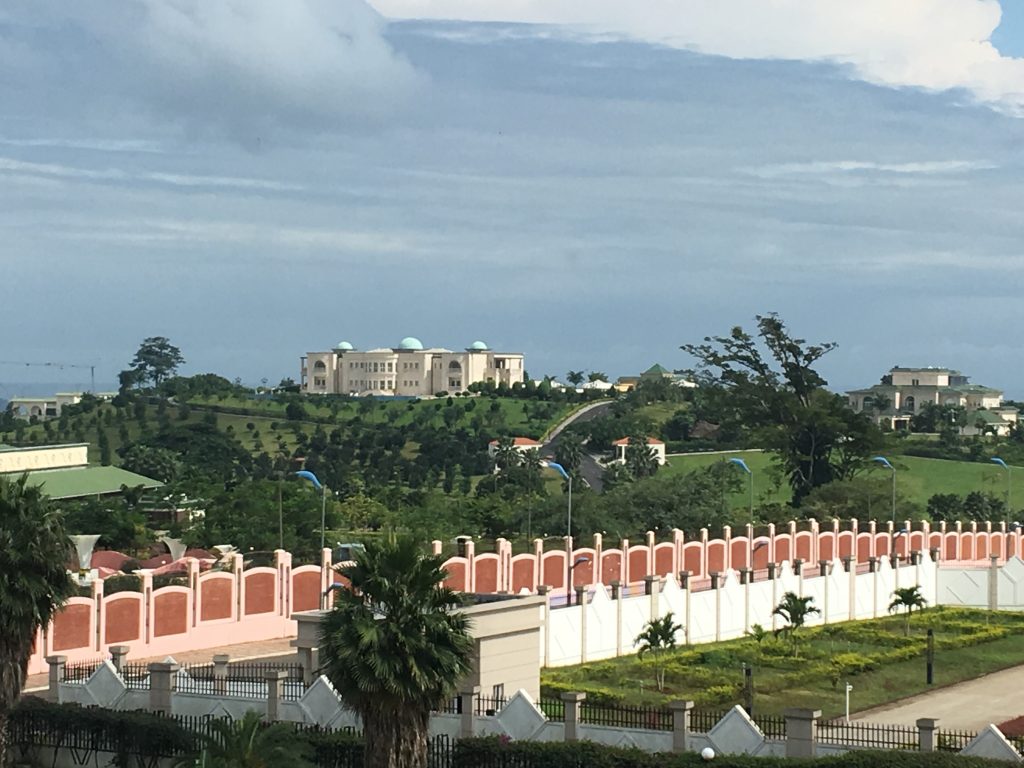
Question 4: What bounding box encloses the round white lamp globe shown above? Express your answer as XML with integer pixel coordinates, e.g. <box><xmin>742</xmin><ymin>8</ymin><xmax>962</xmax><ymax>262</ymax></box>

<box><xmin>701</xmin><ymin>747</ymin><xmax>715</xmax><ymax>761</ymax></box>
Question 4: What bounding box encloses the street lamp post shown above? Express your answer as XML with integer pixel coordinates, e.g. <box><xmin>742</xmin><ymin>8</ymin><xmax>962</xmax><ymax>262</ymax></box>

<box><xmin>991</xmin><ymin>457</ymin><xmax>1012</xmax><ymax>521</ymax></box>
<box><xmin>728</xmin><ymin>457</ymin><xmax>754</xmax><ymax>523</ymax></box>
<box><xmin>295</xmin><ymin>470</ymin><xmax>327</xmax><ymax>554</ymax></box>
<box><xmin>543</xmin><ymin>460</ymin><xmax>574</xmax><ymax>599</ymax></box>
<box><xmin>567</xmin><ymin>556</ymin><xmax>590</xmax><ymax>606</ymax></box>
<box><xmin>873</xmin><ymin>456</ymin><xmax>897</xmax><ymax>558</ymax></box>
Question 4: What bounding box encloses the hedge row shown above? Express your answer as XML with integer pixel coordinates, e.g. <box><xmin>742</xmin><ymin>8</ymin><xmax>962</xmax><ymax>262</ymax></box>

<box><xmin>454</xmin><ymin>738</ymin><xmax>1009</xmax><ymax>768</ymax></box>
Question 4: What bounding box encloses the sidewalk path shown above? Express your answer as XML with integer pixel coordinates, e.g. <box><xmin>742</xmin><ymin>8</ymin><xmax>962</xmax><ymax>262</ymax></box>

<box><xmin>24</xmin><ymin>637</ymin><xmax>297</xmax><ymax>694</ymax></box>
<box><xmin>852</xmin><ymin>664</ymin><xmax>1024</xmax><ymax>730</ymax></box>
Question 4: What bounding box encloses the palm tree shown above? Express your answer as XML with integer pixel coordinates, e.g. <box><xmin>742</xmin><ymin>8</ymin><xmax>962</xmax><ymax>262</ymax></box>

<box><xmin>492</xmin><ymin>436</ymin><xmax>520</xmax><ymax>471</ymax></box>
<box><xmin>175</xmin><ymin>711</ymin><xmax>313</xmax><ymax>767</ymax></box>
<box><xmin>635</xmin><ymin>612</ymin><xmax>683</xmax><ymax>692</ymax></box>
<box><xmin>553</xmin><ymin>434</ymin><xmax>584</xmax><ymax>475</ymax></box>
<box><xmin>565</xmin><ymin>370</ymin><xmax>585</xmax><ymax>387</ymax></box>
<box><xmin>0</xmin><ymin>475</ymin><xmax>74</xmax><ymax>765</ymax></box>
<box><xmin>772</xmin><ymin>592</ymin><xmax>820</xmax><ymax>655</ymax></box>
<box><xmin>319</xmin><ymin>537</ymin><xmax>474</xmax><ymax>768</ymax></box>
<box><xmin>625</xmin><ymin>434</ymin><xmax>658</xmax><ymax>479</ymax></box>
<box><xmin>889</xmin><ymin>586</ymin><xmax>927</xmax><ymax>636</ymax></box>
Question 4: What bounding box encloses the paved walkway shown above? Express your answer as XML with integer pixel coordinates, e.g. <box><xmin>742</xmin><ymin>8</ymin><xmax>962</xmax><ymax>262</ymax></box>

<box><xmin>24</xmin><ymin>637</ymin><xmax>297</xmax><ymax>694</ymax></box>
<box><xmin>852</xmin><ymin>663</ymin><xmax>1024</xmax><ymax>730</ymax></box>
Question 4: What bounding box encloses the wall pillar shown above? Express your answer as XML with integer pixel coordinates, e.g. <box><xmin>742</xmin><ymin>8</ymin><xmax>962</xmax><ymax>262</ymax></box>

<box><xmin>679</xmin><ymin>572</ymin><xmax>692</xmax><ymax>646</ymax></box>
<box><xmin>148</xmin><ymin>661</ymin><xmax>179</xmax><ymax>715</ymax></box>
<box><xmin>610</xmin><ymin>581</ymin><xmax>623</xmax><ymax>657</ymax></box>
<box><xmin>265</xmin><ymin>669</ymin><xmax>287</xmax><ymax>722</ymax></box>
<box><xmin>669</xmin><ymin>700</ymin><xmax>695</xmax><ymax>753</ymax></box>
<box><xmin>109</xmin><ymin>645</ymin><xmax>129</xmax><ymax>674</ymax></box>
<box><xmin>538</xmin><ymin>585</ymin><xmax>551</xmax><ymax>667</ymax></box>
<box><xmin>46</xmin><ymin>655</ymin><xmax>66</xmax><ymax>703</ymax></box>
<box><xmin>711</xmin><ymin>572</ymin><xmax>722</xmax><ymax>642</ymax></box>
<box><xmin>848</xmin><ymin>557</ymin><xmax>857</xmax><ymax>621</ymax></box>
<box><xmin>578</xmin><ymin>587</ymin><xmax>589</xmax><ymax>664</ymax></box>
<box><xmin>917</xmin><ymin>718</ymin><xmax>939</xmax><ymax>752</ymax></box>
<box><xmin>460</xmin><ymin>686</ymin><xmax>480</xmax><ymax>739</ymax></box>
<box><xmin>821</xmin><ymin>561</ymin><xmax>830</xmax><ymax>624</ymax></box>
<box><xmin>989</xmin><ymin>554</ymin><xmax>1000</xmax><ymax>611</ymax></box>
<box><xmin>645</xmin><ymin>576</ymin><xmax>660</xmax><ymax>622</ymax></box>
<box><xmin>784</xmin><ymin>708</ymin><xmax>820</xmax><ymax>758</ymax></box>
<box><xmin>561</xmin><ymin>692</ymin><xmax>586</xmax><ymax>742</ymax></box>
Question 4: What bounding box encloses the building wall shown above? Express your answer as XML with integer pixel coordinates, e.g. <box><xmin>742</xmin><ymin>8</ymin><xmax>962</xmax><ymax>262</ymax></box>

<box><xmin>301</xmin><ymin>346</ymin><xmax>525</xmax><ymax>396</ymax></box>
<box><xmin>0</xmin><ymin>444</ymin><xmax>88</xmax><ymax>473</ymax></box>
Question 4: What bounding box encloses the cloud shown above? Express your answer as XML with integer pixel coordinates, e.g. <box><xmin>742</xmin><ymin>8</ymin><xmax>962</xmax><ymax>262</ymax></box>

<box><xmin>744</xmin><ymin>160</ymin><xmax>997</xmax><ymax>178</ymax></box>
<box><xmin>372</xmin><ymin>0</ymin><xmax>1024</xmax><ymax>113</ymax></box>
<box><xmin>0</xmin><ymin>0</ymin><xmax>422</xmax><ymax>140</ymax></box>
<box><xmin>0</xmin><ymin>157</ymin><xmax>305</xmax><ymax>192</ymax></box>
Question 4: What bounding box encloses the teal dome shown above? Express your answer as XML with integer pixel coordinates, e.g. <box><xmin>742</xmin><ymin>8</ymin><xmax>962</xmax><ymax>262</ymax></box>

<box><xmin>469</xmin><ymin>340</ymin><xmax>489</xmax><ymax>351</ymax></box>
<box><xmin>398</xmin><ymin>336</ymin><xmax>424</xmax><ymax>351</ymax></box>
<box><xmin>335</xmin><ymin>341</ymin><xmax>354</xmax><ymax>351</ymax></box>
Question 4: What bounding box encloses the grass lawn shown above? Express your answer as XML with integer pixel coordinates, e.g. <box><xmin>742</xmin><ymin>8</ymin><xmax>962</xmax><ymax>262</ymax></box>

<box><xmin>541</xmin><ymin>608</ymin><xmax>1024</xmax><ymax>720</ymax></box>
<box><xmin>659</xmin><ymin>451</ymin><xmax>1009</xmax><ymax>511</ymax></box>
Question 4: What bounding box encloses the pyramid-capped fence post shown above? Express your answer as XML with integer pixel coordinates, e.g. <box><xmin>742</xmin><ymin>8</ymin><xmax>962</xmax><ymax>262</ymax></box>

<box><xmin>46</xmin><ymin>655</ymin><xmax>66</xmax><ymax>703</ymax></box>
<box><xmin>460</xmin><ymin>686</ymin><xmax>479</xmax><ymax>738</ymax></box>
<box><xmin>784</xmin><ymin>708</ymin><xmax>820</xmax><ymax>758</ymax></box>
<box><xmin>561</xmin><ymin>692</ymin><xmax>586</xmax><ymax>742</ymax></box>
<box><xmin>669</xmin><ymin>700</ymin><xmax>695</xmax><ymax>753</ymax></box>
<box><xmin>148</xmin><ymin>661</ymin><xmax>179</xmax><ymax>715</ymax></box>
<box><xmin>917</xmin><ymin>718</ymin><xmax>938</xmax><ymax>752</ymax></box>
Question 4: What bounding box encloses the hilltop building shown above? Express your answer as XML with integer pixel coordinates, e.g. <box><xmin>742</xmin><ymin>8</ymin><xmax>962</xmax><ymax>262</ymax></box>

<box><xmin>8</xmin><ymin>391</ymin><xmax>115</xmax><ymax>420</ymax></box>
<box><xmin>301</xmin><ymin>337</ymin><xmax>525</xmax><ymax>397</ymax></box>
<box><xmin>847</xmin><ymin>366</ymin><xmax>1018</xmax><ymax>435</ymax></box>
<box><xmin>615</xmin><ymin>363</ymin><xmax>696</xmax><ymax>393</ymax></box>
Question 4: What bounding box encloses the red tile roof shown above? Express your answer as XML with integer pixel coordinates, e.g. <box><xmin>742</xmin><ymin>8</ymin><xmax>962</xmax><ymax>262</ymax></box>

<box><xmin>613</xmin><ymin>436</ymin><xmax>665</xmax><ymax>446</ymax></box>
<box><xmin>488</xmin><ymin>437</ymin><xmax>542</xmax><ymax>446</ymax></box>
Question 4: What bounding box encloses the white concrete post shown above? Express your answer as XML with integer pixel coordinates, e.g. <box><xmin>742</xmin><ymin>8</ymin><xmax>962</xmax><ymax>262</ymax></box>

<box><xmin>669</xmin><ymin>700</ymin><xmax>695</xmax><ymax>753</ymax></box>
<box><xmin>561</xmin><ymin>692</ymin><xmax>586</xmax><ymax>742</ymax></box>
<box><xmin>784</xmin><ymin>708</ymin><xmax>820</xmax><ymax>758</ymax></box>
<box><xmin>460</xmin><ymin>686</ymin><xmax>480</xmax><ymax>738</ymax></box>
<box><xmin>989</xmin><ymin>554</ymin><xmax>1000</xmax><ymax>611</ymax></box>
<box><xmin>148</xmin><ymin>661</ymin><xmax>179</xmax><ymax>714</ymax></box>
<box><xmin>46</xmin><ymin>655</ymin><xmax>66</xmax><ymax>703</ymax></box>
<box><xmin>213</xmin><ymin>654</ymin><xmax>229</xmax><ymax>695</ymax></box>
<box><xmin>109</xmin><ymin>645</ymin><xmax>129</xmax><ymax>674</ymax></box>
<box><xmin>917</xmin><ymin>718</ymin><xmax>938</xmax><ymax>752</ymax></box>
<box><xmin>265</xmin><ymin>669</ymin><xmax>287</xmax><ymax>722</ymax></box>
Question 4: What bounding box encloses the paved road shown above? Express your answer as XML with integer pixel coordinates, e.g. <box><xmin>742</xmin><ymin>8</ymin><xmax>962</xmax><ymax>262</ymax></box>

<box><xmin>851</xmin><ymin>663</ymin><xmax>1024</xmax><ymax>730</ymax></box>
<box><xmin>542</xmin><ymin>401</ymin><xmax>613</xmax><ymax>492</ymax></box>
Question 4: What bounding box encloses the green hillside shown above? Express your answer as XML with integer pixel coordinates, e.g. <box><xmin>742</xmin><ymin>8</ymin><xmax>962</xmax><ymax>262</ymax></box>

<box><xmin>661</xmin><ymin>450</ymin><xmax>1013</xmax><ymax>511</ymax></box>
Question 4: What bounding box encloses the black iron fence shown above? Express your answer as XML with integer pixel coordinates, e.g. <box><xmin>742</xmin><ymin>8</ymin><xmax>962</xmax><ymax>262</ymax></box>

<box><xmin>938</xmin><ymin>729</ymin><xmax>977</xmax><ymax>753</ymax></box>
<box><xmin>61</xmin><ymin>658</ymin><xmax>108</xmax><ymax>683</ymax></box>
<box><xmin>579</xmin><ymin>702</ymin><xmax>672</xmax><ymax>731</ymax></box>
<box><xmin>818</xmin><ymin>720</ymin><xmax>919</xmax><ymax>750</ymax></box>
<box><xmin>689</xmin><ymin>708</ymin><xmax>786</xmax><ymax>739</ymax></box>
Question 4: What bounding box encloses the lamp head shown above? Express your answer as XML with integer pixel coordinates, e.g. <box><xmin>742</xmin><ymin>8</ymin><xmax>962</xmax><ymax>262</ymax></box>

<box><xmin>872</xmin><ymin>456</ymin><xmax>894</xmax><ymax>471</ymax></box>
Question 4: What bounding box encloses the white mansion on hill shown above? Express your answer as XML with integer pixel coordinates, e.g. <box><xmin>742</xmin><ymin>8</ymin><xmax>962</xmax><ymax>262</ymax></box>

<box><xmin>847</xmin><ymin>366</ymin><xmax>1018</xmax><ymax>435</ymax></box>
<box><xmin>301</xmin><ymin>337</ymin><xmax>525</xmax><ymax>397</ymax></box>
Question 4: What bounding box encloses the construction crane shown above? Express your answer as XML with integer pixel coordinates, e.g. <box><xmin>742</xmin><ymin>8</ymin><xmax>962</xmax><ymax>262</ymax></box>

<box><xmin>0</xmin><ymin>360</ymin><xmax>97</xmax><ymax>392</ymax></box>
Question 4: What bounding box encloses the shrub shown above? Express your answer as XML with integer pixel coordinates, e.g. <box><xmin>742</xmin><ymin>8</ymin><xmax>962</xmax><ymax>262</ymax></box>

<box><xmin>103</xmin><ymin>574</ymin><xmax>142</xmax><ymax>594</ymax></box>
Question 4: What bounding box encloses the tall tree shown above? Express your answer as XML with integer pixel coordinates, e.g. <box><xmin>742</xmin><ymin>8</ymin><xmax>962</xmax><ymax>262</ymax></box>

<box><xmin>565</xmin><ymin>370</ymin><xmax>585</xmax><ymax>386</ymax></box>
<box><xmin>0</xmin><ymin>475</ymin><xmax>74</xmax><ymax>764</ymax></box>
<box><xmin>319</xmin><ymin>538</ymin><xmax>474</xmax><ymax>768</ymax></box>
<box><xmin>492</xmin><ymin>436</ymin><xmax>521</xmax><ymax>471</ymax></box>
<box><xmin>682</xmin><ymin>314</ymin><xmax>883</xmax><ymax>505</ymax></box>
<box><xmin>125</xmin><ymin>336</ymin><xmax>185</xmax><ymax>388</ymax></box>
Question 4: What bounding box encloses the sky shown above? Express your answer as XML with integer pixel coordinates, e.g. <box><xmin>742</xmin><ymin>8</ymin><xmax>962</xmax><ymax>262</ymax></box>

<box><xmin>2</xmin><ymin>0</ymin><xmax>1024</xmax><ymax>398</ymax></box>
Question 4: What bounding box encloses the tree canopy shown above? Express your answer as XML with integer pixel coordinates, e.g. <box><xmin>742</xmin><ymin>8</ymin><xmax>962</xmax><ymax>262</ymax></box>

<box><xmin>682</xmin><ymin>314</ymin><xmax>883</xmax><ymax>505</ymax></box>
<box><xmin>122</xmin><ymin>336</ymin><xmax>185</xmax><ymax>389</ymax></box>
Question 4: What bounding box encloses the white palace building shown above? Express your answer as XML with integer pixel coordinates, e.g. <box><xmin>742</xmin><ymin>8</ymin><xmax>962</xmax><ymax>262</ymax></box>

<box><xmin>301</xmin><ymin>337</ymin><xmax>525</xmax><ymax>397</ymax></box>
